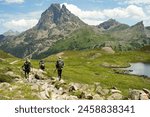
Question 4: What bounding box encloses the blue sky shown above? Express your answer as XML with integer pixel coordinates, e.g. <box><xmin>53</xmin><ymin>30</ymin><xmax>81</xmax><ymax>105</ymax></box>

<box><xmin>0</xmin><ymin>0</ymin><xmax>150</xmax><ymax>34</ymax></box>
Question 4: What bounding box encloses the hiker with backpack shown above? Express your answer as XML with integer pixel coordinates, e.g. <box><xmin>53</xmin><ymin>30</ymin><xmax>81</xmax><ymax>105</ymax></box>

<box><xmin>39</xmin><ymin>59</ymin><xmax>45</xmax><ymax>70</ymax></box>
<box><xmin>22</xmin><ymin>58</ymin><xmax>32</xmax><ymax>79</ymax></box>
<box><xmin>55</xmin><ymin>56</ymin><xmax>64</xmax><ymax>81</ymax></box>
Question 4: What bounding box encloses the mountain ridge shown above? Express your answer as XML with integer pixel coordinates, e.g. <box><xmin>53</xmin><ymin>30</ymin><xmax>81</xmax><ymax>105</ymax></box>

<box><xmin>0</xmin><ymin>3</ymin><xmax>150</xmax><ymax>59</ymax></box>
<box><xmin>0</xmin><ymin>3</ymin><xmax>86</xmax><ymax>58</ymax></box>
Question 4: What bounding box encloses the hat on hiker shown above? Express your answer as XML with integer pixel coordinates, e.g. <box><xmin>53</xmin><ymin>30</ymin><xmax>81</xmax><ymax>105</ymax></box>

<box><xmin>26</xmin><ymin>58</ymin><xmax>30</xmax><ymax>62</ymax></box>
<box><xmin>58</xmin><ymin>56</ymin><xmax>61</xmax><ymax>59</ymax></box>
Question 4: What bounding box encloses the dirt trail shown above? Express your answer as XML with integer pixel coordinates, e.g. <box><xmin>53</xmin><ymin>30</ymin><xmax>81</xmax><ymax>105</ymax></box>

<box><xmin>56</xmin><ymin>52</ymin><xmax>64</xmax><ymax>57</ymax></box>
<box><xmin>10</xmin><ymin>60</ymin><xmax>19</xmax><ymax>65</ymax></box>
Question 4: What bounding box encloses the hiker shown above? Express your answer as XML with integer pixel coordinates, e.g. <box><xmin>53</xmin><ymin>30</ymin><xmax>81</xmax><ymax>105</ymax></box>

<box><xmin>39</xmin><ymin>59</ymin><xmax>45</xmax><ymax>70</ymax></box>
<box><xmin>55</xmin><ymin>56</ymin><xmax>64</xmax><ymax>81</ymax></box>
<box><xmin>22</xmin><ymin>58</ymin><xmax>31</xmax><ymax>78</ymax></box>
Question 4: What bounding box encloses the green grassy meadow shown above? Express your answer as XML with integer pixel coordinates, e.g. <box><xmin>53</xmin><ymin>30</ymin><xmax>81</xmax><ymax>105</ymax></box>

<box><xmin>0</xmin><ymin>49</ymin><xmax>150</xmax><ymax>98</ymax></box>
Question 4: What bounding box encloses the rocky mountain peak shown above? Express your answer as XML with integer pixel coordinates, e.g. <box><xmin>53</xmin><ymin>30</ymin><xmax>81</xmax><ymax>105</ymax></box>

<box><xmin>98</xmin><ymin>19</ymin><xmax>121</xmax><ymax>30</ymax></box>
<box><xmin>131</xmin><ymin>21</ymin><xmax>144</xmax><ymax>27</ymax></box>
<box><xmin>3</xmin><ymin>30</ymin><xmax>20</xmax><ymax>36</ymax></box>
<box><xmin>36</xmin><ymin>3</ymin><xmax>83</xmax><ymax>30</ymax></box>
<box><xmin>131</xmin><ymin>21</ymin><xmax>144</xmax><ymax>32</ymax></box>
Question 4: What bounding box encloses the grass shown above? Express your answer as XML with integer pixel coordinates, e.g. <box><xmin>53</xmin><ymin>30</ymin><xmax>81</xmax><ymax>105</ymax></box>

<box><xmin>44</xmin><ymin>49</ymin><xmax>150</xmax><ymax>96</ymax></box>
<box><xmin>0</xmin><ymin>48</ymin><xmax>150</xmax><ymax>98</ymax></box>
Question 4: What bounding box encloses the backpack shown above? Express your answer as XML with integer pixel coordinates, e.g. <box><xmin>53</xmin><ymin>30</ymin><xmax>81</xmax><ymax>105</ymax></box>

<box><xmin>56</xmin><ymin>60</ymin><xmax>64</xmax><ymax>69</ymax></box>
<box><xmin>40</xmin><ymin>61</ymin><xmax>45</xmax><ymax>70</ymax></box>
<box><xmin>40</xmin><ymin>61</ymin><xmax>45</xmax><ymax>67</ymax></box>
<box><xmin>23</xmin><ymin>62</ymin><xmax>31</xmax><ymax>71</ymax></box>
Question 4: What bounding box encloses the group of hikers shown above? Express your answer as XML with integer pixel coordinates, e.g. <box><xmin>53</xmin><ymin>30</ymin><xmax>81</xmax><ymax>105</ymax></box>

<box><xmin>22</xmin><ymin>56</ymin><xmax>64</xmax><ymax>81</ymax></box>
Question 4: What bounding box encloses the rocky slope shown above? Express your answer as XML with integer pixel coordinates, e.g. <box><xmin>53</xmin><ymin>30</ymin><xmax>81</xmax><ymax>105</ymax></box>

<box><xmin>1</xmin><ymin>65</ymin><xmax>150</xmax><ymax>100</ymax></box>
<box><xmin>0</xmin><ymin>3</ymin><xmax>86</xmax><ymax>58</ymax></box>
<box><xmin>97</xmin><ymin>19</ymin><xmax>129</xmax><ymax>31</ymax></box>
<box><xmin>3</xmin><ymin>30</ymin><xmax>20</xmax><ymax>36</ymax></box>
<box><xmin>0</xmin><ymin>48</ymin><xmax>150</xmax><ymax>100</ymax></box>
<box><xmin>0</xmin><ymin>4</ymin><xmax>150</xmax><ymax>59</ymax></box>
<box><xmin>97</xmin><ymin>20</ymin><xmax>150</xmax><ymax>51</ymax></box>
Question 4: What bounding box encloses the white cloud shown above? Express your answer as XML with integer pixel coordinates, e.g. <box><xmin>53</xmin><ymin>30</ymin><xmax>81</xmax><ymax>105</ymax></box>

<box><xmin>62</xmin><ymin>3</ymin><xmax>105</xmax><ymax>25</ymax></box>
<box><xmin>0</xmin><ymin>10</ymin><xmax>42</xmax><ymax>33</ymax></box>
<box><xmin>62</xmin><ymin>3</ymin><xmax>146</xmax><ymax>25</ymax></box>
<box><xmin>3</xmin><ymin>19</ymin><xmax>38</xmax><ymax>32</ymax></box>
<box><xmin>115</xmin><ymin>0</ymin><xmax>150</xmax><ymax>5</ymax></box>
<box><xmin>4</xmin><ymin>0</ymin><xmax>24</xmax><ymax>4</ymax></box>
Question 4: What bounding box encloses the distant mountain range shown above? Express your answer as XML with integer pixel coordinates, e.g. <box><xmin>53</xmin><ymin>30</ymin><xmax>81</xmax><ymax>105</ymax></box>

<box><xmin>0</xmin><ymin>3</ymin><xmax>150</xmax><ymax>59</ymax></box>
<box><xmin>0</xmin><ymin>30</ymin><xmax>19</xmax><ymax>42</ymax></box>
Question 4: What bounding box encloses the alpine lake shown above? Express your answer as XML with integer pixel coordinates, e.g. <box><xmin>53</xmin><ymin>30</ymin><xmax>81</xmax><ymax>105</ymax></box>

<box><xmin>124</xmin><ymin>62</ymin><xmax>150</xmax><ymax>78</ymax></box>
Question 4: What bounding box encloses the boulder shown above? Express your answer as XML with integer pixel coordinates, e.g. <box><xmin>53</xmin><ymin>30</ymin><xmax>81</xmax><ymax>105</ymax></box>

<box><xmin>93</xmin><ymin>94</ymin><xmax>104</xmax><ymax>100</ymax></box>
<box><xmin>110</xmin><ymin>89</ymin><xmax>122</xmax><ymax>94</ymax></box>
<box><xmin>39</xmin><ymin>91</ymin><xmax>49</xmax><ymax>100</ymax></box>
<box><xmin>129</xmin><ymin>89</ymin><xmax>141</xmax><ymax>100</ymax></box>
<box><xmin>143</xmin><ymin>88</ymin><xmax>150</xmax><ymax>99</ymax></box>
<box><xmin>5</xmin><ymin>71</ymin><xmax>21</xmax><ymax>78</ymax></box>
<box><xmin>85</xmin><ymin>94</ymin><xmax>93</xmax><ymax>100</ymax></box>
<box><xmin>69</xmin><ymin>86</ymin><xmax>76</xmax><ymax>92</ymax></box>
<box><xmin>0</xmin><ymin>82</ymin><xmax>11</xmax><ymax>89</ymax></box>
<box><xmin>97</xmin><ymin>89</ymin><xmax>109</xmax><ymax>96</ymax></box>
<box><xmin>129</xmin><ymin>89</ymin><xmax>149</xmax><ymax>100</ymax></box>
<box><xmin>107</xmin><ymin>93</ymin><xmax>123</xmax><ymax>100</ymax></box>
<box><xmin>143</xmin><ymin>88</ymin><xmax>150</xmax><ymax>94</ymax></box>
<box><xmin>69</xmin><ymin>83</ymin><xmax>82</xmax><ymax>90</ymax></box>
<box><xmin>31</xmin><ymin>84</ymin><xmax>39</xmax><ymax>91</ymax></box>
<box><xmin>101</xmin><ymin>47</ymin><xmax>115</xmax><ymax>54</ymax></box>
<box><xmin>139</xmin><ymin>92</ymin><xmax>149</xmax><ymax>100</ymax></box>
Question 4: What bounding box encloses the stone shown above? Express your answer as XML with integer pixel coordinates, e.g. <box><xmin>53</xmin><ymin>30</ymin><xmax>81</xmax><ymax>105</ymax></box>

<box><xmin>69</xmin><ymin>86</ymin><xmax>76</xmax><ymax>92</ymax></box>
<box><xmin>51</xmin><ymin>93</ymin><xmax>60</xmax><ymax>100</ymax></box>
<box><xmin>129</xmin><ymin>89</ymin><xmax>144</xmax><ymax>100</ymax></box>
<box><xmin>110</xmin><ymin>89</ymin><xmax>122</xmax><ymax>94</ymax></box>
<box><xmin>39</xmin><ymin>91</ymin><xmax>48</xmax><ymax>100</ymax></box>
<box><xmin>139</xmin><ymin>92</ymin><xmax>149</xmax><ymax>100</ymax></box>
<box><xmin>66</xmin><ymin>96</ymin><xmax>78</xmax><ymax>100</ymax></box>
<box><xmin>34</xmin><ymin>74</ymin><xmax>41</xmax><ymax>80</ymax></box>
<box><xmin>85</xmin><ymin>94</ymin><xmax>93</xmax><ymax>100</ymax></box>
<box><xmin>97</xmin><ymin>89</ymin><xmax>109</xmax><ymax>96</ymax></box>
<box><xmin>41</xmin><ymin>83</ymin><xmax>49</xmax><ymax>91</ymax></box>
<box><xmin>0</xmin><ymin>82</ymin><xmax>11</xmax><ymax>89</ymax></box>
<box><xmin>69</xmin><ymin>83</ymin><xmax>82</xmax><ymax>90</ymax></box>
<box><xmin>31</xmin><ymin>84</ymin><xmax>39</xmax><ymax>91</ymax></box>
<box><xmin>112</xmin><ymin>86</ymin><xmax>117</xmax><ymax>90</ymax></box>
<box><xmin>50</xmin><ymin>77</ymin><xmax>56</xmax><ymax>80</ymax></box>
<box><xmin>96</xmin><ymin>86</ymin><xmax>102</xmax><ymax>94</ymax></box>
<box><xmin>5</xmin><ymin>71</ymin><xmax>21</xmax><ymax>78</ymax></box>
<box><xmin>107</xmin><ymin>93</ymin><xmax>123</xmax><ymax>100</ymax></box>
<box><xmin>81</xmin><ymin>84</ymin><xmax>91</xmax><ymax>92</ymax></box>
<box><xmin>93</xmin><ymin>94</ymin><xmax>104</xmax><ymax>100</ymax></box>
<box><xmin>143</xmin><ymin>88</ymin><xmax>150</xmax><ymax>94</ymax></box>
<box><xmin>101</xmin><ymin>47</ymin><xmax>115</xmax><ymax>54</ymax></box>
<box><xmin>45</xmin><ymin>89</ymin><xmax>51</xmax><ymax>98</ymax></box>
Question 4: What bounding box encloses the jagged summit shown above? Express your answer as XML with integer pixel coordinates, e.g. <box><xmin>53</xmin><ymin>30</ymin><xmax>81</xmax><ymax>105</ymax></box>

<box><xmin>0</xmin><ymin>3</ymin><xmax>86</xmax><ymax>58</ymax></box>
<box><xmin>131</xmin><ymin>21</ymin><xmax>144</xmax><ymax>31</ymax></box>
<box><xmin>36</xmin><ymin>3</ymin><xmax>85</xmax><ymax>30</ymax></box>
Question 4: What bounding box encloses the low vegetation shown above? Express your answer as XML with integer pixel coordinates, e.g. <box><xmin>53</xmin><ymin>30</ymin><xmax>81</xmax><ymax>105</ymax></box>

<box><xmin>0</xmin><ymin>49</ymin><xmax>150</xmax><ymax>98</ymax></box>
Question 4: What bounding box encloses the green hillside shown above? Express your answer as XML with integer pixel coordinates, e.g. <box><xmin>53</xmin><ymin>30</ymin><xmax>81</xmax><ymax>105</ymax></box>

<box><xmin>0</xmin><ymin>50</ymin><xmax>14</xmax><ymax>59</ymax></box>
<box><xmin>34</xmin><ymin>26</ymin><xmax>116</xmax><ymax>58</ymax></box>
<box><xmin>44</xmin><ymin>49</ymin><xmax>150</xmax><ymax>96</ymax></box>
<box><xmin>0</xmin><ymin>49</ymin><xmax>150</xmax><ymax>99</ymax></box>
